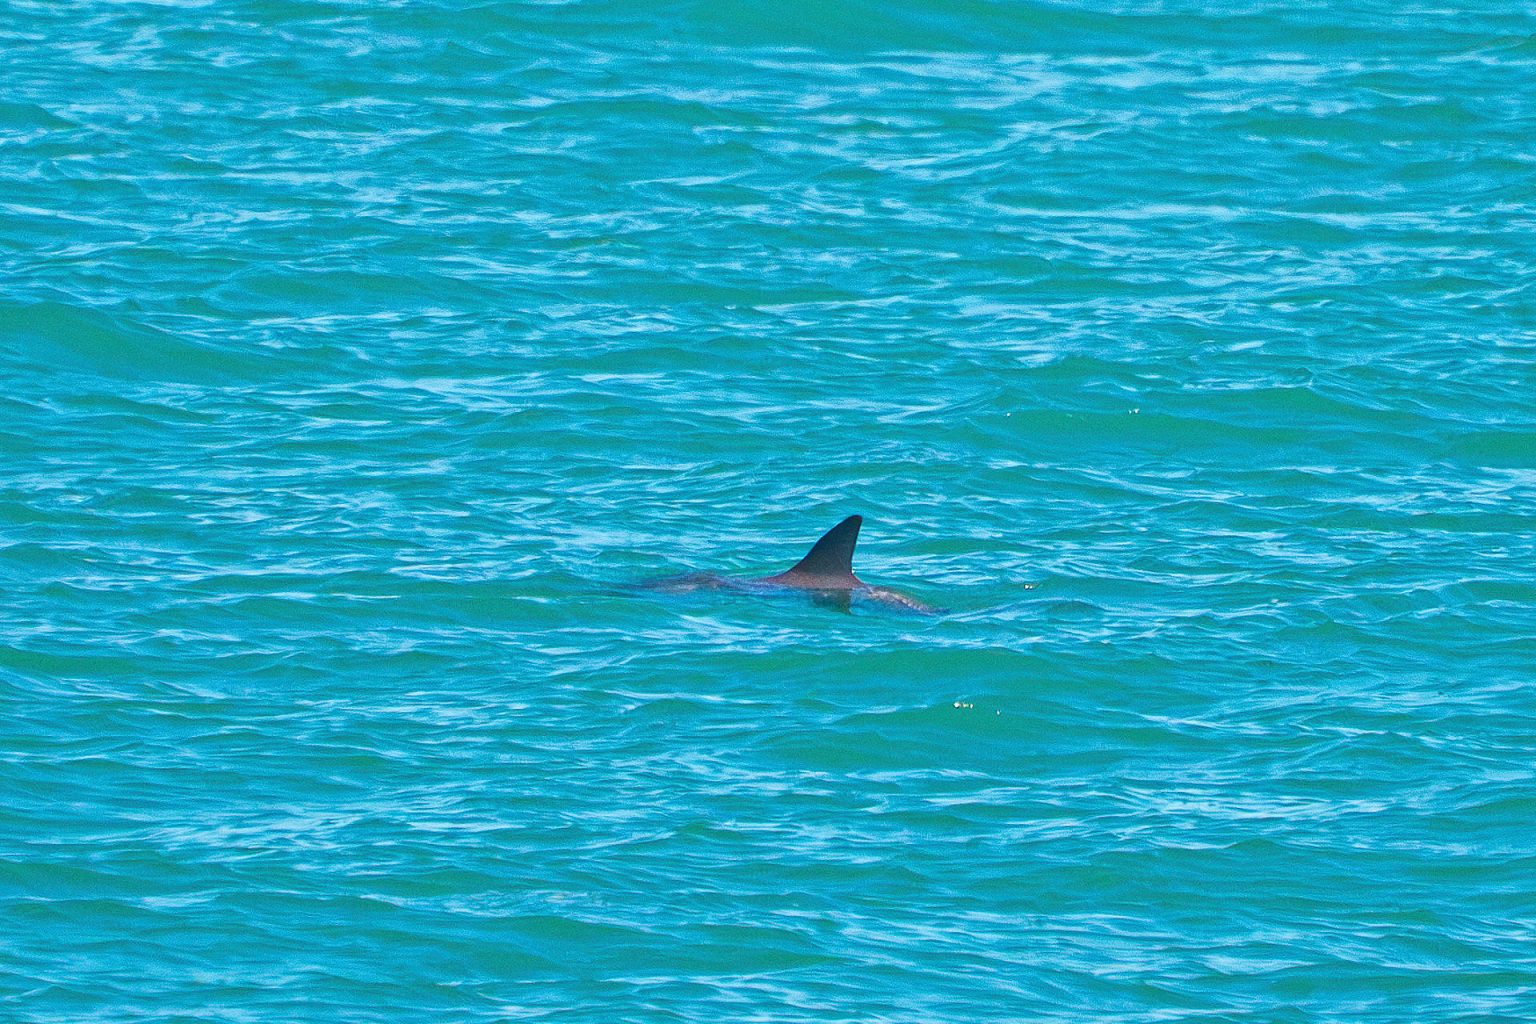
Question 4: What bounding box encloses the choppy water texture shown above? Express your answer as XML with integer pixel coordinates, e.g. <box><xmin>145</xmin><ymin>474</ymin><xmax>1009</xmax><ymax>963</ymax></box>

<box><xmin>4</xmin><ymin>1</ymin><xmax>1536</xmax><ymax>1020</ymax></box>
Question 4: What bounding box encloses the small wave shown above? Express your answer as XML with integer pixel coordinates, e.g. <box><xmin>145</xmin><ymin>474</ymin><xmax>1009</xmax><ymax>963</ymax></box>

<box><xmin>0</xmin><ymin>301</ymin><xmax>272</xmax><ymax>385</ymax></box>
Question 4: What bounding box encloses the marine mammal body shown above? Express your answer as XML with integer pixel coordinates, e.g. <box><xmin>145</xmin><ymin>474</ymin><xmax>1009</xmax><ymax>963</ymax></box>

<box><xmin>650</xmin><ymin>515</ymin><xmax>943</xmax><ymax>615</ymax></box>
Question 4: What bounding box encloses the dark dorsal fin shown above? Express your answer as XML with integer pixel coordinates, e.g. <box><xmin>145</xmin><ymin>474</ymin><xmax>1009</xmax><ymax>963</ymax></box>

<box><xmin>783</xmin><ymin>515</ymin><xmax>862</xmax><ymax>579</ymax></box>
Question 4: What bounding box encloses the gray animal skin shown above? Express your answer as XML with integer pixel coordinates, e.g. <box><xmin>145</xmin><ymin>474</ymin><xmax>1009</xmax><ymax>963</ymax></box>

<box><xmin>650</xmin><ymin>515</ymin><xmax>943</xmax><ymax>615</ymax></box>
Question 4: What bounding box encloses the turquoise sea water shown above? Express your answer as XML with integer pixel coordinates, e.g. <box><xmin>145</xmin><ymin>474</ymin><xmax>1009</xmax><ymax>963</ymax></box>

<box><xmin>4</xmin><ymin>1</ymin><xmax>1536</xmax><ymax>1020</ymax></box>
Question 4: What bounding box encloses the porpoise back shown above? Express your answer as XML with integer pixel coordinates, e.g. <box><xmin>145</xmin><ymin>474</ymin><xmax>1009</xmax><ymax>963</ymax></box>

<box><xmin>646</xmin><ymin>514</ymin><xmax>943</xmax><ymax>615</ymax></box>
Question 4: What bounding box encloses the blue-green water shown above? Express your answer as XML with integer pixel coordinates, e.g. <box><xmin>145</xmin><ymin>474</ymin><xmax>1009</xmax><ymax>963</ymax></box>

<box><xmin>4</xmin><ymin>1</ymin><xmax>1535</xmax><ymax>1020</ymax></box>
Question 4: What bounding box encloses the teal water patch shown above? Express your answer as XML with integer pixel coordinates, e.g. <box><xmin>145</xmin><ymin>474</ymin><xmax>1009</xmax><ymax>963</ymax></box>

<box><xmin>3</xmin><ymin>1</ymin><xmax>1535</xmax><ymax>1021</ymax></box>
<box><xmin>0</xmin><ymin>301</ymin><xmax>278</xmax><ymax>384</ymax></box>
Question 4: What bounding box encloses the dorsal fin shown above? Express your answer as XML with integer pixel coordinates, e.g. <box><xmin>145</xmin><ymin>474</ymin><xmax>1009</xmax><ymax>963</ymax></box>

<box><xmin>783</xmin><ymin>515</ymin><xmax>862</xmax><ymax>579</ymax></box>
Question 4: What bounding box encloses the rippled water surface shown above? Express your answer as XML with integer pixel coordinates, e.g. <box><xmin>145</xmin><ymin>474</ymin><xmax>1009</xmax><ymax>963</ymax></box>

<box><xmin>4</xmin><ymin>1</ymin><xmax>1535</xmax><ymax>1020</ymax></box>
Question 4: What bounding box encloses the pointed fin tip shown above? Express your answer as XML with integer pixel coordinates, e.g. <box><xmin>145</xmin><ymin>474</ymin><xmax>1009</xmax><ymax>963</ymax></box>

<box><xmin>785</xmin><ymin>514</ymin><xmax>862</xmax><ymax>579</ymax></box>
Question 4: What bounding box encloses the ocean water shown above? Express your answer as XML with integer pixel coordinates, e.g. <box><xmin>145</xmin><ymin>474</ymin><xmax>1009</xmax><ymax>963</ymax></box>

<box><xmin>3</xmin><ymin>0</ymin><xmax>1535</xmax><ymax>1020</ymax></box>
